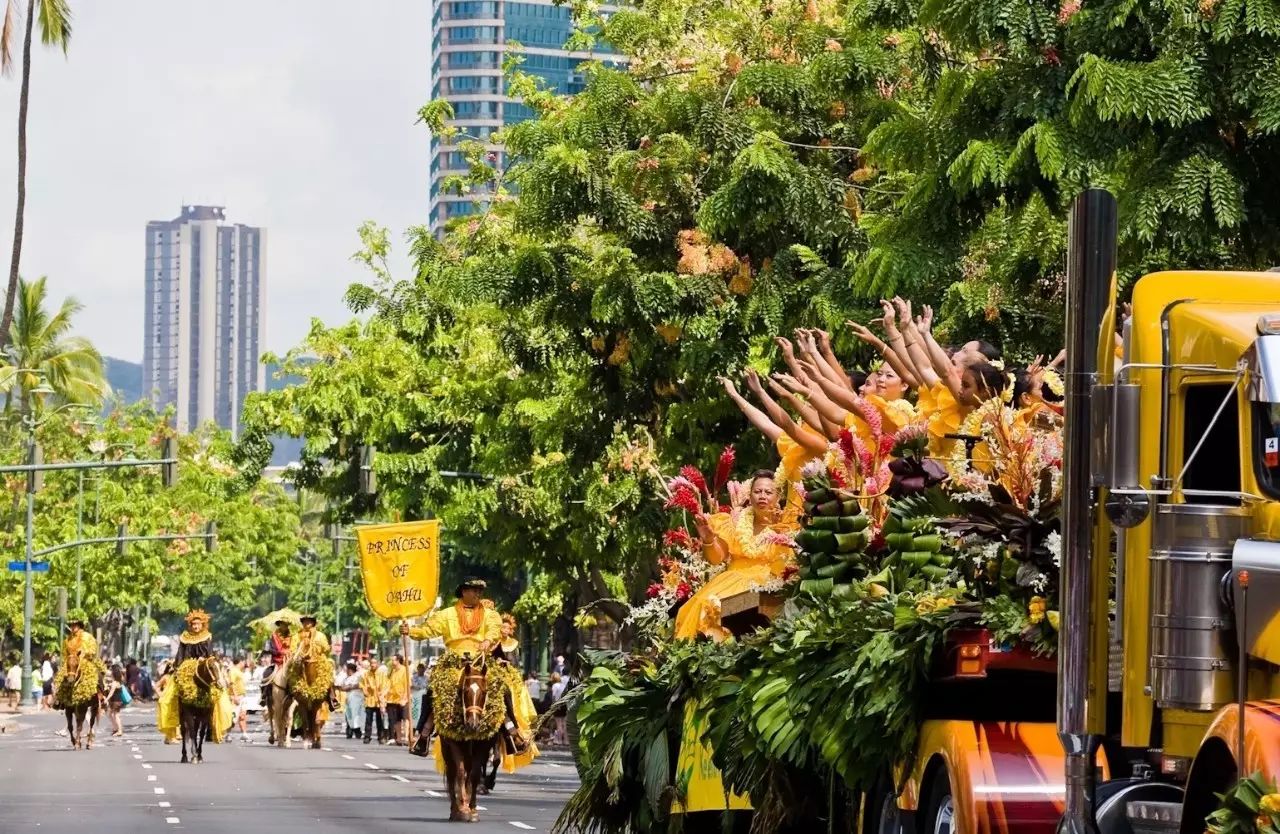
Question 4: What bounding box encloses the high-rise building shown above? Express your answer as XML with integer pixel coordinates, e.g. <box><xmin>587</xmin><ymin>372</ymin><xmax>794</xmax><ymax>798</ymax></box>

<box><xmin>142</xmin><ymin>205</ymin><xmax>266</xmax><ymax>436</ymax></box>
<box><xmin>428</xmin><ymin>0</ymin><xmax>620</xmax><ymax>234</ymax></box>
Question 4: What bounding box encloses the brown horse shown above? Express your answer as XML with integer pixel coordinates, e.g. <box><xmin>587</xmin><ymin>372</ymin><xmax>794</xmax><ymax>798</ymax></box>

<box><xmin>178</xmin><ymin>657</ymin><xmax>225</xmax><ymax>763</ymax></box>
<box><xmin>439</xmin><ymin>656</ymin><xmax>523</xmax><ymax>823</ymax></box>
<box><xmin>269</xmin><ymin>655</ymin><xmax>330</xmax><ymax>750</ymax></box>
<box><xmin>57</xmin><ymin>655</ymin><xmax>102</xmax><ymax>750</ymax></box>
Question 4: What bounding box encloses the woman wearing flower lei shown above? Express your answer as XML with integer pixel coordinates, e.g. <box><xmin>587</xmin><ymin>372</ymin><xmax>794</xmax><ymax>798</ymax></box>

<box><xmin>674</xmin><ymin>471</ymin><xmax>800</xmax><ymax>641</ymax></box>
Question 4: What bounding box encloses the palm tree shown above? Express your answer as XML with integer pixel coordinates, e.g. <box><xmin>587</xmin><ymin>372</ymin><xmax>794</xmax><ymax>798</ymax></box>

<box><xmin>0</xmin><ymin>0</ymin><xmax>72</xmax><ymax>350</ymax></box>
<box><xmin>1</xmin><ymin>275</ymin><xmax>104</xmax><ymax>413</ymax></box>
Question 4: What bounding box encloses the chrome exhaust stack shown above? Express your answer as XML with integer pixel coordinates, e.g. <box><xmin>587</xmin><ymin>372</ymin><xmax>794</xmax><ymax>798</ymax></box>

<box><xmin>1057</xmin><ymin>188</ymin><xmax>1117</xmax><ymax>834</ymax></box>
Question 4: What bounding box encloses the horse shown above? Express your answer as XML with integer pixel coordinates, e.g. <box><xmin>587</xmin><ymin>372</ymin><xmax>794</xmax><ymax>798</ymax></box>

<box><xmin>269</xmin><ymin>654</ymin><xmax>331</xmax><ymax>750</ymax></box>
<box><xmin>56</xmin><ymin>655</ymin><xmax>103</xmax><ymax>750</ymax></box>
<box><xmin>177</xmin><ymin>657</ymin><xmax>226</xmax><ymax>764</ymax></box>
<box><xmin>437</xmin><ymin>655</ymin><xmax>524</xmax><ymax>823</ymax></box>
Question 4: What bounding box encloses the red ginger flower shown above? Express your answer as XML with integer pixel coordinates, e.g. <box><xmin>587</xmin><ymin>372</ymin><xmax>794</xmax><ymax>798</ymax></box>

<box><xmin>646</xmin><ymin>582</ymin><xmax>663</xmax><ymax>599</ymax></box>
<box><xmin>664</xmin><ymin>485</ymin><xmax>702</xmax><ymax>515</ymax></box>
<box><xmin>680</xmin><ymin>465</ymin><xmax>710</xmax><ymax>497</ymax></box>
<box><xmin>713</xmin><ymin>445</ymin><xmax>736</xmax><ymax>494</ymax></box>
<box><xmin>663</xmin><ymin>529</ymin><xmax>694</xmax><ymax>549</ymax></box>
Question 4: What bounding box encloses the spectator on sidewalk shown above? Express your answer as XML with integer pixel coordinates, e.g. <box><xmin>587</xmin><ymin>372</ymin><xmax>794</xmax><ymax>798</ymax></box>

<box><xmin>40</xmin><ymin>653</ymin><xmax>54</xmax><ymax>710</ymax></box>
<box><xmin>228</xmin><ymin>658</ymin><xmax>248</xmax><ymax>740</ymax></box>
<box><xmin>524</xmin><ymin>671</ymin><xmax>542</xmax><ymax>707</ymax></box>
<box><xmin>5</xmin><ymin>656</ymin><xmax>20</xmax><ymax>709</ymax></box>
<box><xmin>338</xmin><ymin>660</ymin><xmax>364</xmax><ymax>739</ymax></box>
<box><xmin>409</xmin><ymin>661</ymin><xmax>427</xmax><ymax>740</ymax></box>
<box><xmin>550</xmin><ymin>673</ymin><xmax>568</xmax><ymax>744</ymax></box>
<box><xmin>30</xmin><ymin>664</ymin><xmax>42</xmax><ymax>708</ymax></box>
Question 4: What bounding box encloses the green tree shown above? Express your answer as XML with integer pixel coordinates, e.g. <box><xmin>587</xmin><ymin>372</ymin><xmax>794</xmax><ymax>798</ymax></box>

<box><xmin>1</xmin><ymin>275</ymin><xmax>104</xmax><ymax>412</ymax></box>
<box><xmin>0</xmin><ymin>0</ymin><xmax>71</xmax><ymax>349</ymax></box>
<box><xmin>240</xmin><ymin>0</ymin><xmax>1280</xmax><ymax>648</ymax></box>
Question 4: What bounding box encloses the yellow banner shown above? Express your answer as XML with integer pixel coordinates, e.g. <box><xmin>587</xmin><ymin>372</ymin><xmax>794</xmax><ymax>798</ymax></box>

<box><xmin>355</xmin><ymin>520</ymin><xmax>440</xmax><ymax>620</ymax></box>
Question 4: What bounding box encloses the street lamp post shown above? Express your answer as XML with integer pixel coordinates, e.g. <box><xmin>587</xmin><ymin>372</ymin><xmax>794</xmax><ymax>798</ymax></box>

<box><xmin>20</xmin><ymin>433</ymin><xmax>36</xmax><ymax>706</ymax></box>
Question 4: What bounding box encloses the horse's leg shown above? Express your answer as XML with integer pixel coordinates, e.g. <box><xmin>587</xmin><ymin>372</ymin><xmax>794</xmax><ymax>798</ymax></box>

<box><xmin>443</xmin><ymin>740</ymin><xmax>468</xmax><ymax>822</ymax></box>
<box><xmin>84</xmin><ymin>703</ymin><xmax>96</xmax><ymax>749</ymax></box>
<box><xmin>180</xmin><ymin>710</ymin><xmax>190</xmax><ymax>763</ymax></box>
<box><xmin>468</xmin><ymin>741</ymin><xmax>489</xmax><ymax>817</ymax></box>
<box><xmin>64</xmin><ymin>708</ymin><xmax>76</xmax><ymax>748</ymax></box>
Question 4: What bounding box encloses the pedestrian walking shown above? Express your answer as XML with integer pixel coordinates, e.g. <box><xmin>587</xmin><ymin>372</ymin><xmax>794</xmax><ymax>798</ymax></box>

<box><xmin>228</xmin><ymin>658</ymin><xmax>248</xmax><ymax>740</ymax></box>
<box><xmin>385</xmin><ymin>654</ymin><xmax>410</xmax><ymax>745</ymax></box>
<box><xmin>40</xmin><ymin>652</ymin><xmax>54</xmax><ymax>710</ymax></box>
<box><xmin>550</xmin><ymin>673</ymin><xmax>568</xmax><ymax>744</ymax></box>
<box><xmin>105</xmin><ymin>668</ymin><xmax>128</xmax><ymax>737</ymax></box>
<box><xmin>552</xmin><ymin>654</ymin><xmax>566</xmax><ymax>675</ymax></box>
<box><xmin>359</xmin><ymin>657</ymin><xmax>387</xmax><ymax>744</ymax></box>
<box><xmin>5</xmin><ymin>655</ymin><xmax>20</xmax><ymax>709</ymax></box>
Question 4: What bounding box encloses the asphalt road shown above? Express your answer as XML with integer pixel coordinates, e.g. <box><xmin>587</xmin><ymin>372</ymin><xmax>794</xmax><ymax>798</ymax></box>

<box><xmin>0</xmin><ymin>705</ymin><xmax>578</xmax><ymax>833</ymax></box>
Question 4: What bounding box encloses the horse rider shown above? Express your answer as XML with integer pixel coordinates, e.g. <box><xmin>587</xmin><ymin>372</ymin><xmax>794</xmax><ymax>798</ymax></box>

<box><xmin>158</xmin><ymin>610</ymin><xmax>233</xmax><ymax>742</ymax></box>
<box><xmin>62</xmin><ymin>610</ymin><xmax>99</xmax><ymax>677</ymax></box>
<box><xmin>292</xmin><ymin>614</ymin><xmax>341</xmax><ymax>711</ymax></box>
<box><xmin>175</xmin><ymin>609</ymin><xmax>214</xmax><ymax>663</ymax></box>
<box><xmin>260</xmin><ymin>617</ymin><xmax>292</xmax><ymax>713</ymax></box>
<box><xmin>401</xmin><ymin>578</ymin><xmax>501</xmax><ymax>733</ymax></box>
<box><xmin>401</xmin><ymin>579</ymin><xmax>537</xmax><ymax>762</ymax></box>
<box><xmin>52</xmin><ymin>610</ymin><xmax>101</xmax><ymax>709</ymax></box>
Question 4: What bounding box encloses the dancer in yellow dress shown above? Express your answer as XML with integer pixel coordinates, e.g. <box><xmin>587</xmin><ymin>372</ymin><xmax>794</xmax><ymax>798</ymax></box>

<box><xmin>674</xmin><ymin>471</ymin><xmax>800</xmax><ymax>641</ymax></box>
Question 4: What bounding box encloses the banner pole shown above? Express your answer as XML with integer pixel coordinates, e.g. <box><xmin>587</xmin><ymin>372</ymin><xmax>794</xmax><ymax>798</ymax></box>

<box><xmin>402</xmin><ymin>618</ymin><xmax>413</xmax><ymax>747</ymax></box>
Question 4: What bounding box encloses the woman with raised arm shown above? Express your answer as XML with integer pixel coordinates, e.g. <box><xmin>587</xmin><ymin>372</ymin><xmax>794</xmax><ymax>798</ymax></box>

<box><xmin>847</xmin><ymin>319</ymin><xmax>920</xmax><ymax>390</ymax></box>
<box><xmin>674</xmin><ymin>472</ymin><xmax>799</xmax><ymax>641</ymax></box>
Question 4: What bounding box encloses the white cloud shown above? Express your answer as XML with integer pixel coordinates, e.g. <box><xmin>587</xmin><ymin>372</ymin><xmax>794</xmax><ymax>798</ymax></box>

<box><xmin>0</xmin><ymin>1</ymin><xmax>429</xmax><ymax>360</ymax></box>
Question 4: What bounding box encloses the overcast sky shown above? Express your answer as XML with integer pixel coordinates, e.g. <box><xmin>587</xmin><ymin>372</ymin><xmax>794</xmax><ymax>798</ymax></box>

<box><xmin>0</xmin><ymin>2</ymin><xmax>429</xmax><ymax>362</ymax></box>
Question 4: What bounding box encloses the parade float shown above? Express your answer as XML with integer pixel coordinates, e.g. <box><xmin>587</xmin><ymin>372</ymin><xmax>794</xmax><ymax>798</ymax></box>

<box><xmin>557</xmin><ymin>376</ymin><xmax>1067</xmax><ymax>832</ymax></box>
<box><xmin>557</xmin><ymin>191</ymin><xmax>1280</xmax><ymax>834</ymax></box>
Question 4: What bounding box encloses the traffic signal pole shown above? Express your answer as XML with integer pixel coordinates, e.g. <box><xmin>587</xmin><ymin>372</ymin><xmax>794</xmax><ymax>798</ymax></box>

<box><xmin>7</xmin><ymin>444</ymin><xmax>181</xmax><ymax>708</ymax></box>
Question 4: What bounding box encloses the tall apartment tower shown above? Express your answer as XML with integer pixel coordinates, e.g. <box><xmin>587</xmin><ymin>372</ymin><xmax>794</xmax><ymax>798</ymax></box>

<box><xmin>142</xmin><ymin>205</ymin><xmax>266</xmax><ymax>436</ymax></box>
<box><xmin>428</xmin><ymin>0</ymin><xmax>619</xmax><ymax>234</ymax></box>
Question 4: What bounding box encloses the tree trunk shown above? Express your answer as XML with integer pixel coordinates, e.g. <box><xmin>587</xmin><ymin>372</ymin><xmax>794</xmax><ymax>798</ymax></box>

<box><xmin>0</xmin><ymin>0</ymin><xmax>36</xmax><ymax>350</ymax></box>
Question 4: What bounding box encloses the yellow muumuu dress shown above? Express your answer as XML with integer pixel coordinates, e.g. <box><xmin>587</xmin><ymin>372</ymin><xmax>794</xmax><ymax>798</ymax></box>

<box><xmin>674</xmin><ymin>508</ymin><xmax>799</xmax><ymax>641</ymax></box>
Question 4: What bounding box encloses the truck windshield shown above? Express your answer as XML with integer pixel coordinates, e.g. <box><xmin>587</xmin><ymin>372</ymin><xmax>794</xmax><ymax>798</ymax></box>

<box><xmin>1258</xmin><ymin>401</ymin><xmax>1280</xmax><ymax>499</ymax></box>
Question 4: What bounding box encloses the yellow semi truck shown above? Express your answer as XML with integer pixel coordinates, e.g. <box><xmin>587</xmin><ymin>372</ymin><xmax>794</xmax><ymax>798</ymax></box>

<box><xmin>869</xmin><ymin>190</ymin><xmax>1280</xmax><ymax>834</ymax></box>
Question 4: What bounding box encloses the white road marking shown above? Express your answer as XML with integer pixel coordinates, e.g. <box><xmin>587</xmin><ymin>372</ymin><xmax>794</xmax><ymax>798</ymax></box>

<box><xmin>364</xmin><ymin>762</ymin><xmax>379</xmax><ymax>770</ymax></box>
<box><xmin>547</xmin><ymin>762</ymin><xmax>562</xmax><ymax>768</ymax></box>
<box><xmin>341</xmin><ymin>754</ymin><xmax>354</xmax><ymax>760</ymax></box>
<box><xmin>322</xmin><ymin>747</ymin><xmax>333</xmax><ymax>751</ymax></box>
<box><xmin>154</xmin><ymin>787</ymin><xmax>166</xmax><ymax>795</ymax></box>
<box><xmin>477</xmin><ymin>805</ymin><xmax>488</xmax><ymax>811</ymax></box>
<box><xmin>158</xmin><ymin>802</ymin><xmax>171</xmax><ymax>808</ymax></box>
<box><xmin>147</xmin><ymin>775</ymin><xmax>157</xmax><ymax>782</ymax></box>
<box><xmin>142</xmin><ymin>763</ymin><xmax>152</xmax><ymax>769</ymax></box>
<box><xmin>510</xmin><ymin>823</ymin><xmax>536</xmax><ymax>830</ymax></box>
<box><xmin>391</xmin><ymin>774</ymin><xmax>409</xmax><ymax>782</ymax></box>
<box><xmin>426</xmin><ymin>790</ymin><xmax>444</xmax><ymax>798</ymax></box>
<box><xmin>132</xmin><ymin>754</ymin><xmax>142</xmax><ymax>759</ymax></box>
<box><xmin>166</xmin><ymin>817</ymin><xmax>180</xmax><ymax>824</ymax></box>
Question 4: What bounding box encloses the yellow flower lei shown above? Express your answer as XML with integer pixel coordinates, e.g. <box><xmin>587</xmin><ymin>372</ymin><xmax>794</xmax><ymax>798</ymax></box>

<box><xmin>287</xmin><ymin>657</ymin><xmax>335</xmax><ymax>705</ymax></box>
<box><xmin>1041</xmin><ymin>369</ymin><xmax>1064</xmax><ymax>397</ymax></box>
<box><xmin>429</xmin><ymin>653</ymin><xmax>515</xmax><ymax>741</ymax></box>
<box><xmin>175</xmin><ymin>659</ymin><xmax>217</xmax><ymax>709</ymax></box>
<box><xmin>52</xmin><ymin>656</ymin><xmax>105</xmax><ymax>708</ymax></box>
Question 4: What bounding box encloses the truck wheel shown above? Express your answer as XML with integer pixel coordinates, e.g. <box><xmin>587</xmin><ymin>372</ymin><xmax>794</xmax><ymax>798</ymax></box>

<box><xmin>921</xmin><ymin>767</ymin><xmax>956</xmax><ymax>834</ymax></box>
<box><xmin>861</xmin><ymin>772</ymin><xmax>904</xmax><ymax>834</ymax></box>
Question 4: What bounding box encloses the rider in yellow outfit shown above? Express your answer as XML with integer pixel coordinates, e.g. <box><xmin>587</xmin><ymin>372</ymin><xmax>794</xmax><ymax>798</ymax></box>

<box><xmin>400</xmin><ymin>579</ymin><xmax>538</xmax><ymax>772</ymax></box>
<box><xmin>157</xmin><ymin>610</ymin><xmax>234</xmax><ymax>742</ymax></box>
